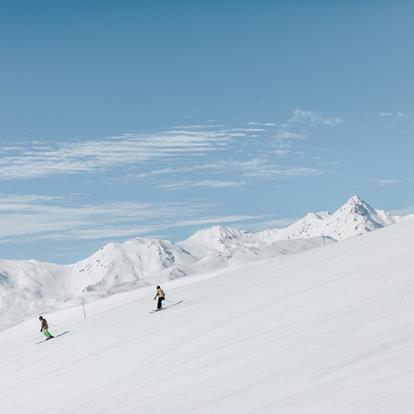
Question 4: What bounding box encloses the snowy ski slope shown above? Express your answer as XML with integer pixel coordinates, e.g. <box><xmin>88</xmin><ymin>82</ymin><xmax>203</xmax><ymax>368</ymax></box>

<box><xmin>1</xmin><ymin>216</ymin><xmax>413</xmax><ymax>413</ymax></box>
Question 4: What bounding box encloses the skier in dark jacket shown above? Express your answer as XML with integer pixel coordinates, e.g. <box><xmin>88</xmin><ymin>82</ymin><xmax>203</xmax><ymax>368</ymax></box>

<box><xmin>154</xmin><ymin>286</ymin><xmax>166</xmax><ymax>311</ymax></box>
<box><xmin>39</xmin><ymin>316</ymin><xmax>54</xmax><ymax>340</ymax></box>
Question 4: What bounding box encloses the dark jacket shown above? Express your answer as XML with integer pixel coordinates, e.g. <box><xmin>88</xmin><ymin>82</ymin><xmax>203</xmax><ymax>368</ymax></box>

<box><xmin>40</xmin><ymin>319</ymin><xmax>48</xmax><ymax>331</ymax></box>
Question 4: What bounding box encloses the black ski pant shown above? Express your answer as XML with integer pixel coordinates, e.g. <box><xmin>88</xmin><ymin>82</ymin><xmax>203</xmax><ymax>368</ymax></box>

<box><xmin>157</xmin><ymin>297</ymin><xmax>165</xmax><ymax>310</ymax></box>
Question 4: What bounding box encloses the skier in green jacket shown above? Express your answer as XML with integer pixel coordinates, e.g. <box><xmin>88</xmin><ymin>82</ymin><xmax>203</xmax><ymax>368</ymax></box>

<box><xmin>39</xmin><ymin>316</ymin><xmax>54</xmax><ymax>340</ymax></box>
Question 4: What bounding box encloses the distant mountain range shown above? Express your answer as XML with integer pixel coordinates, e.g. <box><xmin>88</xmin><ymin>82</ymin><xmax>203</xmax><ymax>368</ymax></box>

<box><xmin>255</xmin><ymin>195</ymin><xmax>402</xmax><ymax>241</ymax></box>
<box><xmin>0</xmin><ymin>195</ymin><xmax>409</xmax><ymax>331</ymax></box>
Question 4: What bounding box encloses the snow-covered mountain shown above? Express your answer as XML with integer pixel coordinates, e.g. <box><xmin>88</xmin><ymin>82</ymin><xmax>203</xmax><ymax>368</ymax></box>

<box><xmin>257</xmin><ymin>195</ymin><xmax>402</xmax><ymax>241</ymax></box>
<box><xmin>0</xmin><ymin>260</ymin><xmax>74</xmax><ymax>330</ymax></box>
<box><xmin>2</xmin><ymin>213</ymin><xmax>414</xmax><ymax>413</ymax></box>
<box><xmin>73</xmin><ymin>238</ymin><xmax>196</xmax><ymax>292</ymax></box>
<box><xmin>177</xmin><ymin>225</ymin><xmax>330</xmax><ymax>269</ymax></box>
<box><xmin>177</xmin><ymin>195</ymin><xmax>404</xmax><ymax>259</ymax></box>
<box><xmin>0</xmin><ymin>195</ymin><xmax>406</xmax><ymax>331</ymax></box>
<box><xmin>72</xmin><ymin>229</ymin><xmax>330</xmax><ymax>298</ymax></box>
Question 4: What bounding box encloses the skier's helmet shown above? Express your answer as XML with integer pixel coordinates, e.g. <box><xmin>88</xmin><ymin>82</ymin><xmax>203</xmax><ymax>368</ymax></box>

<box><xmin>156</xmin><ymin>285</ymin><xmax>160</xmax><ymax>289</ymax></box>
<box><xmin>39</xmin><ymin>316</ymin><xmax>43</xmax><ymax>320</ymax></box>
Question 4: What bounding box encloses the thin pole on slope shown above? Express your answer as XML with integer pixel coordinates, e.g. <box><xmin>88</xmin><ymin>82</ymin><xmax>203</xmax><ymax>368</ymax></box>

<box><xmin>81</xmin><ymin>290</ymin><xmax>87</xmax><ymax>319</ymax></box>
<box><xmin>323</xmin><ymin>232</ymin><xmax>326</xmax><ymax>247</ymax></box>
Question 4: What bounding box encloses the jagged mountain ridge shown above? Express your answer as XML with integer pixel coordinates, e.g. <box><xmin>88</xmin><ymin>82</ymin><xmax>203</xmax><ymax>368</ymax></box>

<box><xmin>0</xmin><ymin>195</ymin><xmax>406</xmax><ymax>330</ymax></box>
<box><xmin>256</xmin><ymin>195</ymin><xmax>401</xmax><ymax>241</ymax></box>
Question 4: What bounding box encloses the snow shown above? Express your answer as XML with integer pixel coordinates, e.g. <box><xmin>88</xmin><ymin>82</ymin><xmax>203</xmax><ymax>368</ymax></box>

<box><xmin>0</xmin><ymin>260</ymin><xmax>74</xmax><ymax>330</ymax></box>
<box><xmin>73</xmin><ymin>238</ymin><xmax>196</xmax><ymax>290</ymax></box>
<box><xmin>257</xmin><ymin>194</ymin><xmax>403</xmax><ymax>241</ymax></box>
<box><xmin>0</xmin><ymin>235</ymin><xmax>329</xmax><ymax>332</ymax></box>
<box><xmin>1</xmin><ymin>215</ymin><xmax>414</xmax><ymax>413</ymax></box>
<box><xmin>0</xmin><ymin>195</ymin><xmax>407</xmax><ymax>332</ymax></box>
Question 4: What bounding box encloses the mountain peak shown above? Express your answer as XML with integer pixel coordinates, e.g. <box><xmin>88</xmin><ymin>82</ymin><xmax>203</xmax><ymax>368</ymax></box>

<box><xmin>346</xmin><ymin>194</ymin><xmax>364</xmax><ymax>205</ymax></box>
<box><xmin>342</xmin><ymin>194</ymin><xmax>375</xmax><ymax>211</ymax></box>
<box><xmin>337</xmin><ymin>195</ymin><xmax>376</xmax><ymax>218</ymax></box>
<box><xmin>188</xmin><ymin>225</ymin><xmax>248</xmax><ymax>241</ymax></box>
<box><xmin>260</xmin><ymin>195</ymin><xmax>399</xmax><ymax>242</ymax></box>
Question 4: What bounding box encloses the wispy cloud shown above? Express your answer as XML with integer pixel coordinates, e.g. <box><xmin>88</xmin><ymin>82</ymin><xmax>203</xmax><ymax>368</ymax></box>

<box><xmin>379</xmin><ymin>112</ymin><xmax>407</xmax><ymax>121</ymax></box>
<box><xmin>0</xmin><ymin>117</ymin><xmax>337</xmax><ymax>187</ymax></box>
<box><xmin>169</xmin><ymin>215</ymin><xmax>263</xmax><ymax>228</ymax></box>
<box><xmin>372</xmin><ymin>178</ymin><xmax>399</xmax><ymax>187</ymax></box>
<box><xmin>0</xmin><ymin>194</ymin><xmax>63</xmax><ymax>203</ymax></box>
<box><xmin>0</xmin><ymin>129</ymin><xmax>247</xmax><ymax>180</ymax></box>
<box><xmin>0</xmin><ymin>195</ymin><xmax>199</xmax><ymax>240</ymax></box>
<box><xmin>242</xmin><ymin>165</ymin><xmax>324</xmax><ymax>179</ymax></box>
<box><xmin>160</xmin><ymin>180</ymin><xmax>246</xmax><ymax>190</ymax></box>
<box><xmin>225</xmin><ymin>127</ymin><xmax>266</xmax><ymax>133</ymax></box>
<box><xmin>0</xmin><ymin>118</ymin><xmax>334</xmax><ymax>252</ymax></box>
<box><xmin>288</xmin><ymin>109</ymin><xmax>343</xmax><ymax>127</ymax></box>
<box><xmin>268</xmin><ymin>109</ymin><xmax>343</xmax><ymax>149</ymax></box>
<box><xmin>274</xmin><ymin>131</ymin><xmax>305</xmax><ymax>140</ymax></box>
<box><xmin>0</xmin><ymin>194</ymin><xmax>265</xmax><ymax>247</ymax></box>
<box><xmin>215</xmin><ymin>159</ymin><xmax>324</xmax><ymax>179</ymax></box>
<box><xmin>274</xmin><ymin>149</ymin><xmax>291</xmax><ymax>157</ymax></box>
<box><xmin>132</xmin><ymin>157</ymin><xmax>324</xmax><ymax>183</ymax></box>
<box><xmin>247</xmin><ymin>121</ymin><xmax>277</xmax><ymax>126</ymax></box>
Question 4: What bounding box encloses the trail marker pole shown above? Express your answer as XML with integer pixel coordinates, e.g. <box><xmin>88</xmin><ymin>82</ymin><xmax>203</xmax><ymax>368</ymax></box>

<box><xmin>81</xmin><ymin>291</ymin><xmax>87</xmax><ymax>319</ymax></box>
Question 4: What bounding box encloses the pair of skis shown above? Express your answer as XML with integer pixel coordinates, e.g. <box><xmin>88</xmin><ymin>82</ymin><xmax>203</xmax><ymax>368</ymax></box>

<box><xmin>150</xmin><ymin>300</ymin><xmax>183</xmax><ymax>314</ymax></box>
<box><xmin>35</xmin><ymin>330</ymin><xmax>70</xmax><ymax>345</ymax></box>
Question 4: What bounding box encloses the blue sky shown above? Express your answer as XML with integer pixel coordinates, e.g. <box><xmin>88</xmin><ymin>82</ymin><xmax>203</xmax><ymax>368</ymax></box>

<box><xmin>0</xmin><ymin>1</ymin><xmax>413</xmax><ymax>263</ymax></box>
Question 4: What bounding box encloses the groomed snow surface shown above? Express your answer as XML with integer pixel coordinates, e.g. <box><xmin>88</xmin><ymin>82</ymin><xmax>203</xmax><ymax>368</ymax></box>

<box><xmin>1</xmin><ymin>217</ymin><xmax>414</xmax><ymax>413</ymax></box>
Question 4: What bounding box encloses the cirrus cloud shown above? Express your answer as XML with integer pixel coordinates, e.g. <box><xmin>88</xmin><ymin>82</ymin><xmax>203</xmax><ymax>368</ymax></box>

<box><xmin>288</xmin><ymin>109</ymin><xmax>343</xmax><ymax>127</ymax></box>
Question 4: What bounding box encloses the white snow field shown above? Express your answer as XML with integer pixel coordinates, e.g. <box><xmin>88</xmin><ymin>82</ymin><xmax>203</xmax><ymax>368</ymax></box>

<box><xmin>1</xmin><ymin>216</ymin><xmax>413</xmax><ymax>413</ymax></box>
